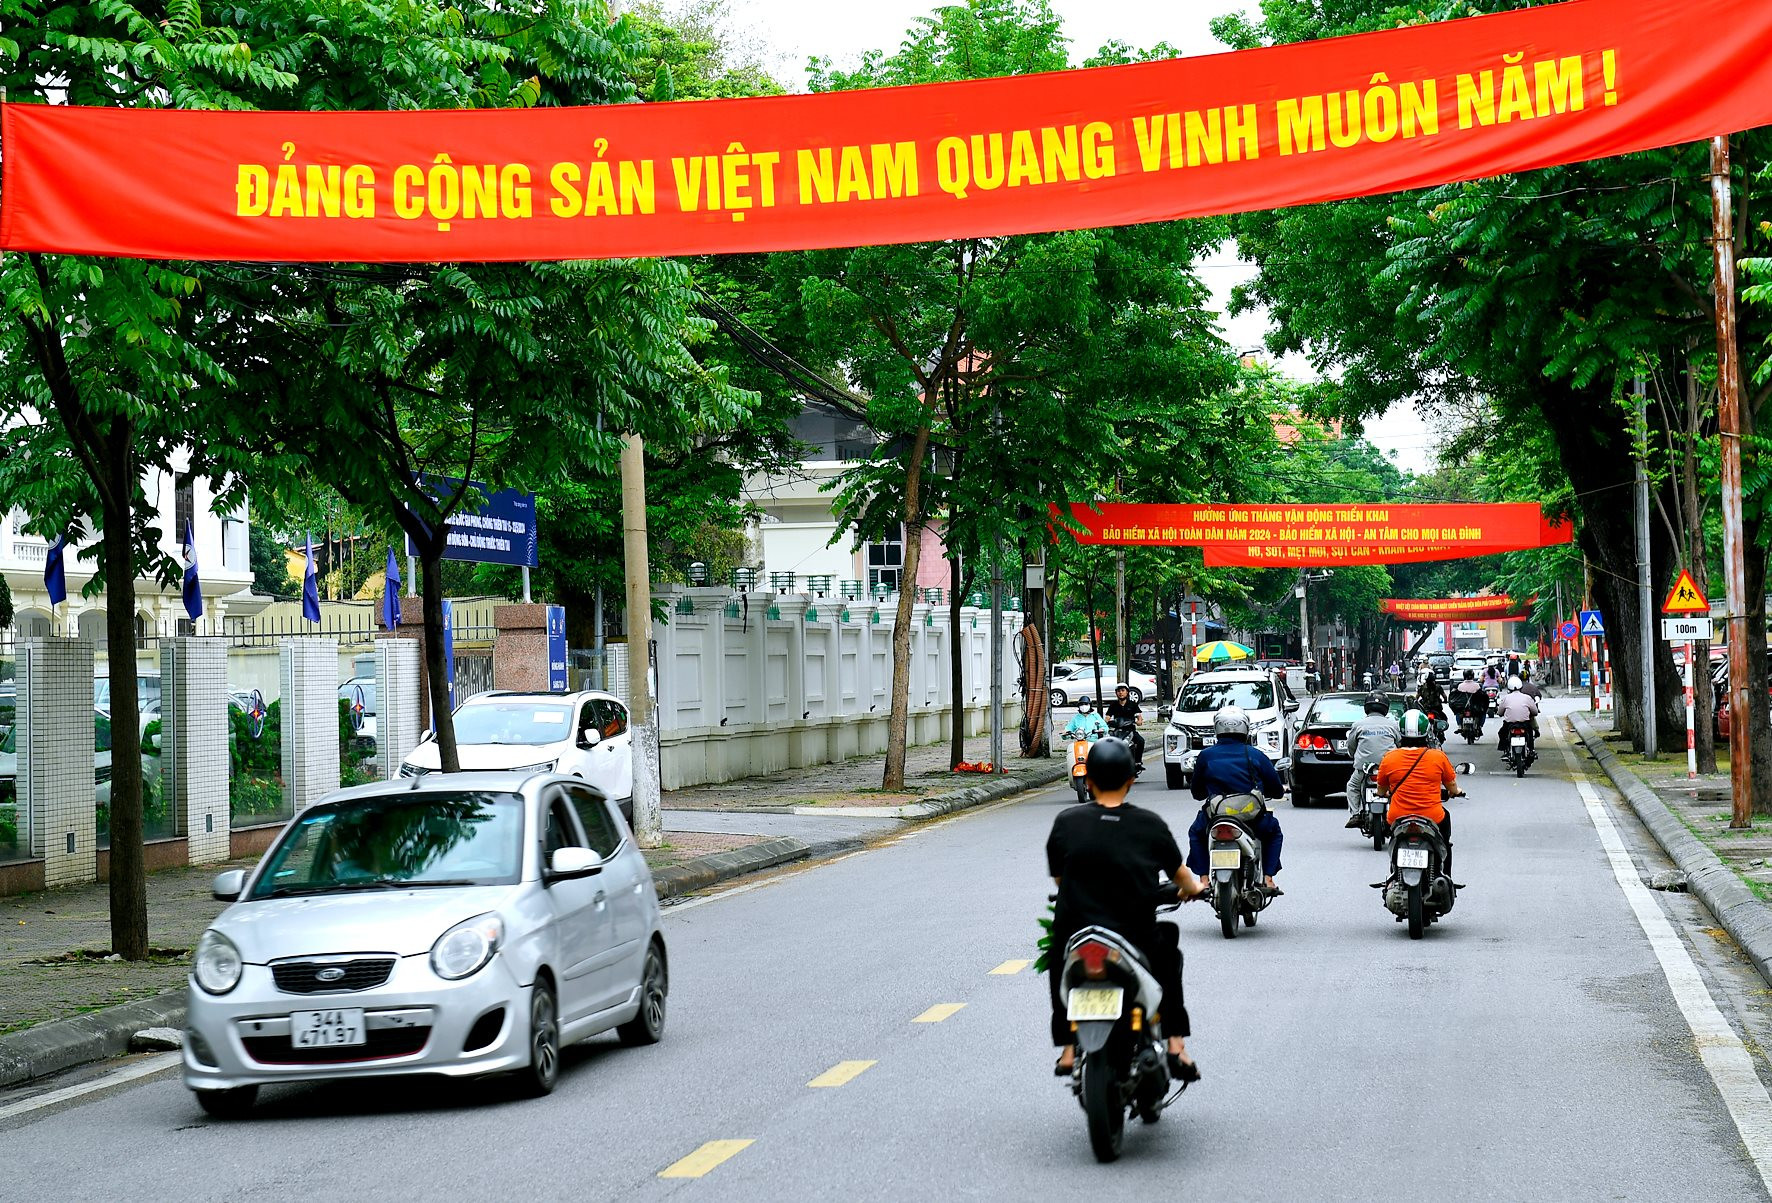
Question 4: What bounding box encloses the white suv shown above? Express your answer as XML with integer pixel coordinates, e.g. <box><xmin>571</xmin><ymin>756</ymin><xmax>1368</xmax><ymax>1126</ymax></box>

<box><xmin>1161</xmin><ymin>667</ymin><xmax>1298</xmax><ymax>791</ymax></box>
<box><xmin>400</xmin><ymin>691</ymin><xmax>635</xmax><ymax>824</ymax></box>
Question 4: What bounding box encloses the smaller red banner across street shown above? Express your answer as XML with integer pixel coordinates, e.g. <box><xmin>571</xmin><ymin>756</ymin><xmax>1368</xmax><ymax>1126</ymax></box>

<box><xmin>1381</xmin><ymin>596</ymin><xmax>1533</xmax><ymax>622</ymax></box>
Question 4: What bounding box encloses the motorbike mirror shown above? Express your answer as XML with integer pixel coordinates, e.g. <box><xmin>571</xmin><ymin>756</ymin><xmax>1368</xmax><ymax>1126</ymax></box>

<box><xmin>1455</xmin><ymin>762</ymin><xmax>1476</xmax><ymax>775</ymax></box>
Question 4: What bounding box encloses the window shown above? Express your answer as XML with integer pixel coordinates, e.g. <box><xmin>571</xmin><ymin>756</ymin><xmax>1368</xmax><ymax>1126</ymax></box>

<box><xmin>592</xmin><ymin>699</ymin><xmax>629</xmax><ymax>739</ymax></box>
<box><xmin>94</xmin><ymin>711</ymin><xmax>112</xmax><ymax>754</ymax></box>
<box><xmin>866</xmin><ymin>528</ymin><xmax>904</xmax><ymax>592</ymax></box>
<box><xmin>565</xmin><ymin>784</ymin><xmax>624</xmax><ymax>856</ymax></box>
<box><xmin>543</xmin><ymin>797</ymin><xmax>584</xmax><ymax>859</ymax></box>
<box><xmin>175</xmin><ymin>478</ymin><xmax>195</xmax><ymax>545</ymax></box>
<box><xmin>221</xmin><ymin>517</ymin><xmax>248</xmax><ymax>571</ymax></box>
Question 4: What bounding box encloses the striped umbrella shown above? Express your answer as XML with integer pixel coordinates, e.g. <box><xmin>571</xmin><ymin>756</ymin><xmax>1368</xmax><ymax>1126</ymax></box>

<box><xmin>1194</xmin><ymin>640</ymin><xmax>1254</xmax><ymax>663</ymax></box>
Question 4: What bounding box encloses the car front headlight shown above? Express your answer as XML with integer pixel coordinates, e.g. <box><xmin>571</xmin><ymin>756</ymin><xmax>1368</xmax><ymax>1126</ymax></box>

<box><xmin>509</xmin><ymin>760</ymin><xmax>558</xmax><ymax>775</ymax></box>
<box><xmin>1251</xmin><ymin>716</ymin><xmax>1279</xmax><ymax>731</ymax></box>
<box><xmin>193</xmin><ymin>929</ymin><xmax>243</xmax><ymax>995</ymax></box>
<box><xmin>431</xmin><ymin>913</ymin><xmax>504</xmax><ymax>981</ymax></box>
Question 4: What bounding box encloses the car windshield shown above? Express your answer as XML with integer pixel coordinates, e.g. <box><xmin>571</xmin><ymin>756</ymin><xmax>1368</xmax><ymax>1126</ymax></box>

<box><xmin>1175</xmin><ymin>679</ymin><xmax>1274</xmax><ymax>713</ymax></box>
<box><xmin>1309</xmin><ymin>696</ymin><xmax>1407</xmax><ymax>725</ymax></box>
<box><xmin>249</xmin><ymin>791</ymin><xmax>524</xmax><ymax>898</ymax></box>
<box><xmin>451</xmin><ymin>702</ymin><xmax>573</xmax><ymax>746</ymax></box>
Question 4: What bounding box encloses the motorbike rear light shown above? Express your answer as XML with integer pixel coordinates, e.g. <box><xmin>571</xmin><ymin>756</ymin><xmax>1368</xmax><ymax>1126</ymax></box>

<box><xmin>1074</xmin><ymin>940</ymin><xmax>1117</xmax><ymax>979</ymax></box>
<box><xmin>1211</xmin><ymin>823</ymin><xmax>1241</xmax><ymax>841</ymax></box>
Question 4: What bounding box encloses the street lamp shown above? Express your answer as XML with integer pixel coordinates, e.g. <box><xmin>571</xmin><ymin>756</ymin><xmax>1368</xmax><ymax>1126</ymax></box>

<box><xmin>687</xmin><ymin>561</ymin><xmax>708</xmax><ymax>587</ymax></box>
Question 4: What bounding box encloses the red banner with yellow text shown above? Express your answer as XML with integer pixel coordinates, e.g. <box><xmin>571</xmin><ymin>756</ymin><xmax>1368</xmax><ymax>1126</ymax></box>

<box><xmin>1058</xmin><ymin>502</ymin><xmax>1572</xmax><ymax>566</ymax></box>
<box><xmin>5</xmin><ymin>0</ymin><xmax>1772</xmax><ymax>262</ymax></box>
<box><xmin>1380</xmin><ymin>596</ymin><xmax>1534</xmax><ymax>622</ymax></box>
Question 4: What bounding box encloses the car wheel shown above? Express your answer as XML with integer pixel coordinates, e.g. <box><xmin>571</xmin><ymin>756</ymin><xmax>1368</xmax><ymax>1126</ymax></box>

<box><xmin>517</xmin><ymin>978</ymin><xmax>561</xmax><ymax>1097</ymax></box>
<box><xmin>194</xmin><ymin>1085</ymin><xmax>257</xmax><ymax>1119</ymax></box>
<box><xmin>1051</xmin><ymin>688</ymin><xmax>1068</xmax><ymax>708</ymax></box>
<box><xmin>618</xmin><ymin>943</ymin><xmax>668</xmax><ymax>1047</ymax></box>
<box><xmin>1165</xmin><ymin>763</ymin><xmax>1184</xmax><ymax>790</ymax></box>
<box><xmin>1128</xmin><ymin>688</ymin><xmax>1144</xmax><ymax>704</ymax></box>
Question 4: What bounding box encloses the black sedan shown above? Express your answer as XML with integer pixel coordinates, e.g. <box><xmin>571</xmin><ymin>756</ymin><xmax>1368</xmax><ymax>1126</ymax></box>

<box><xmin>1288</xmin><ymin>691</ymin><xmax>1411</xmax><ymax>803</ymax></box>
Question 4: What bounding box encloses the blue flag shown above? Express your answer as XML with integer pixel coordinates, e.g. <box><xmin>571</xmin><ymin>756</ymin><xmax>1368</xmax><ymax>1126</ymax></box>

<box><xmin>44</xmin><ymin>534</ymin><xmax>67</xmax><ymax>607</ymax></box>
<box><xmin>181</xmin><ymin>520</ymin><xmax>204</xmax><ymax>621</ymax></box>
<box><xmin>301</xmin><ymin>532</ymin><xmax>321</xmax><ymax>623</ymax></box>
<box><xmin>383</xmin><ymin>547</ymin><xmax>402</xmax><ymax>630</ymax></box>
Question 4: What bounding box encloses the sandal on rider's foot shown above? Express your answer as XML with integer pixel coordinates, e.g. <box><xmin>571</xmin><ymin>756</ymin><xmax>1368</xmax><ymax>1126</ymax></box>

<box><xmin>1166</xmin><ymin>1053</ymin><xmax>1202</xmax><ymax>1083</ymax></box>
<box><xmin>1265</xmin><ymin>885</ymin><xmax>1285</xmax><ymax>897</ymax></box>
<box><xmin>1055</xmin><ymin>1053</ymin><xmax>1076</xmax><ymax>1077</ymax></box>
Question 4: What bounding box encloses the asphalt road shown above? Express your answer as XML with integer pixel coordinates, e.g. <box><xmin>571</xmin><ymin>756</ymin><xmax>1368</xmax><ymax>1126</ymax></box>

<box><xmin>5</xmin><ymin>701</ymin><xmax>1772</xmax><ymax>1200</ymax></box>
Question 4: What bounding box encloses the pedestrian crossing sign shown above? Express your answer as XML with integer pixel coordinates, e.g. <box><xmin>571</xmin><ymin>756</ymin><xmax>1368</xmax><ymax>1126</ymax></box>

<box><xmin>1579</xmin><ymin>610</ymin><xmax>1606</xmax><ymax>637</ymax></box>
<box><xmin>1661</xmin><ymin>569</ymin><xmax>1709</xmax><ymax>615</ymax></box>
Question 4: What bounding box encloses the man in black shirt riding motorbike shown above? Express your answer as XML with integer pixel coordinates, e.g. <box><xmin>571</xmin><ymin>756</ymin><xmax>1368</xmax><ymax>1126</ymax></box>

<box><xmin>1103</xmin><ymin>684</ymin><xmax>1146</xmax><ymax>771</ymax></box>
<box><xmin>1047</xmin><ymin>738</ymin><xmax>1208</xmax><ymax>1080</ymax></box>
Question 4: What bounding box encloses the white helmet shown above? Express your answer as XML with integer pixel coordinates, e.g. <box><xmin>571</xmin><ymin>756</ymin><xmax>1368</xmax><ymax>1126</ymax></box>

<box><xmin>1400</xmin><ymin>708</ymin><xmax>1432</xmax><ymax>742</ymax></box>
<box><xmin>1506</xmin><ymin>675</ymin><xmax>1522</xmax><ymax>690</ymax></box>
<box><xmin>1213</xmin><ymin>705</ymin><xmax>1252</xmax><ymax>737</ymax></box>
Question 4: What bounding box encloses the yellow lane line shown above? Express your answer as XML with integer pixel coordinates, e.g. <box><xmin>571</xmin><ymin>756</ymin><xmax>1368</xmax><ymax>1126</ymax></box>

<box><xmin>912</xmin><ymin>1003</ymin><xmax>967</xmax><ymax>1023</ymax></box>
<box><xmin>807</xmin><ymin>1059</ymin><xmax>877</xmax><ymax>1088</ymax></box>
<box><xmin>989</xmin><ymin>959</ymin><xmax>1031</xmax><ymax>975</ymax></box>
<box><xmin>658</xmin><ymin>1139</ymin><xmax>754</xmax><ymax>1179</ymax></box>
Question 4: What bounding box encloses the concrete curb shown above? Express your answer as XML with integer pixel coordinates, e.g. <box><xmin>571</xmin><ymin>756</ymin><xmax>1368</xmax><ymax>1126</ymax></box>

<box><xmin>651</xmin><ymin>836</ymin><xmax>813</xmax><ymax>899</ymax></box>
<box><xmin>787</xmin><ymin>764</ymin><xmax>1070</xmax><ymax>820</ymax></box>
<box><xmin>1570</xmin><ymin>711</ymin><xmax>1772</xmax><ymax>988</ymax></box>
<box><xmin>0</xmin><ymin>993</ymin><xmax>186</xmax><ymax>1090</ymax></box>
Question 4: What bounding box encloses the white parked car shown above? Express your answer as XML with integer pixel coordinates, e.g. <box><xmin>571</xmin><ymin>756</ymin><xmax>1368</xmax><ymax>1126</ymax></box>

<box><xmin>183</xmin><ymin>772</ymin><xmax>667</xmax><ymax>1116</ymax></box>
<box><xmin>1049</xmin><ymin>663</ymin><xmax>1158</xmax><ymax>707</ymax></box>
<box><xmin>401</xmin><ymin>691</ymin><xmax>634</xmax><ymax>824</ymax></box>
<box><xmin>1161</xmin><ymin>667</ymin><xmax>1298</xmax><ymax>791</ymax></box>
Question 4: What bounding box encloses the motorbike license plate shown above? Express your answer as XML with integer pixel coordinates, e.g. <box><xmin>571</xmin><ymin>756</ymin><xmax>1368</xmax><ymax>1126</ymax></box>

<box><xmin>291</xmin><ymin>1008</ymin><xmax>366</xmax><ymax>1048</ymax></box>
<box><xmin>1396</xmin><ymin>847</ymin><xmax>1430</xmax><ymax>869</ymax></box>
<box><xmin>1209</xmin><ymin>848</ymin><xmax>1242</xmax><ymax>870</ymax></box>
<box><xmin>1066</xmin><ymin>986</ymin><xmax>1125</xmax><ymax>1022</ymax></box>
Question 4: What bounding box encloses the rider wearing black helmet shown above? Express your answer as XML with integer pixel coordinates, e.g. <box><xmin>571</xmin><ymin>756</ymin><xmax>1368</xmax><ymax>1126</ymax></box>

<box><xmin>1047</xmin><ymin>738</ymin><xmax>1208</xmax><ymax>1081</ymax></box>
<box><xmin>1344</xmin><ymin>691</ymin><xmax>1401</xmax><ymax>828</ymax></box>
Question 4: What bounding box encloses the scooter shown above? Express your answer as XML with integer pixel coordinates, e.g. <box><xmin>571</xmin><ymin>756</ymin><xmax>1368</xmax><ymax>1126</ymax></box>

<box><xmin>1205</xmin><ymin>794</ymin><xmax>1276</xmax><ymax>938</ymax></box>
<box><xmin>1058</xmin><ymin>885</ymin><xmax>1188</xmax><ymax>1162</ymax></box>
<box><xmin>1376</xmin><ymin>769</ymin><xmax>1471</xmax><ymax>939</ymax></box>
<box><xmin>1352</xmin><ymin>772</ymin><xmax>1389</xmax><ymax>851</ymax></box>
<box><xmin>1500</xmin><ymin>721</ymin><xmax>1538</xmax><ymax>777</ymax></box>
<box><xmin>1067</xmin><ymin>736</ymin><xmax>1099</xmax><ymax>804</ymax></box>
<box><xmin>1456</xmin><ymin>705</ymin><xmax>1483</xmax><ymax>745</ymax></box>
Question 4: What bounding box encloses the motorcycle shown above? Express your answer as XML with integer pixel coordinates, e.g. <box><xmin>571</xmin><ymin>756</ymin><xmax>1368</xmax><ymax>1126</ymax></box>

<box><xmin>1500</xmin><ymin>721</ymin><xmax>1538</xmax><ymax>777</ymax></box>
<box><xmin>1059</xmin><ymin>885</ymin><xmax>1188</xmax><ymax>1162</ymax></box>
<box><xmin>1376</xmin><ymin>768</ymin><xmax>1472</xmax><ymax>939</ymax></box>
<box><xmin>1067</xmin><ymin>736</ymin><xmax>1100</xmax><ymax>804</ymax></box>
<box><xmin>1204</xmin><ymin>794</ymin><xmax>1276</xmax><ymax>939</ymax></box>
<box><xmin>1351</xmin><ymin>771</ymin><xmax>1389</xmax><ymax>851</ymax></box>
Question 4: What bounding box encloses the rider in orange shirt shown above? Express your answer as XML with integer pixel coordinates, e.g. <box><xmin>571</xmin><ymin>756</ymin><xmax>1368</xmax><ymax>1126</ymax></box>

<box><xmin>1376</xmin><ymin>709</ymin><xmax>1464</xmax><ymax>870</ymax></box>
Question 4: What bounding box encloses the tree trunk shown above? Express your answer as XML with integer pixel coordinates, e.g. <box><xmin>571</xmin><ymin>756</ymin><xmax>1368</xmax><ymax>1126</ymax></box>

<box><xmin>1744</xmin><ymin>522</ymin><xmax>1772</xmax><ymax>816</ymax></box>
<box><xmin>948</xmin><ymin>548</ymin><xmax>965</xmax><ymax>769</ymax></box>
<box><xmin>881</xmin><ymin>422</ymin><xmax>933</xmax><ymax>791</ymax></box>
<box><xmin>100</xmin><ymin>429</ymin><xmax>148</xmax><ymax>961</ymax></box>
<box><xmin>420</xmin><ymin>544</ymin><xmax>461</xmax><ymax>773</ymax></box>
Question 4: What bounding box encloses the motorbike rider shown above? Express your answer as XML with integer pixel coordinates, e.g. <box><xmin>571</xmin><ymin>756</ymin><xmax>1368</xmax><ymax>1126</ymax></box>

<box><xmin>1496</xmin><ymin>675</ymin><xmax>1540</xmax><ymax>755</ymax></box>
<box><xmin>1415</xmin><ymin>672</ymin><xmax>1450</xmax><ymax>741</ymax></box>
<box><xmin>1517</xmin><ymin>666</ymin><xmax>1544</xmax><ymax>704</ymax></box>
<box><xmin>1185</xmin><ymin>707</ymin><xmax>1285</xmax><ymax>893</ymax></box>
<box><xmin>1103</xmin><ymin>684</ymin><xmax>1147</xmax><ymax>772</ymax></box>
<box><xmin>1481</xmin><ymin>661</ymin><xmax>1503</xmax><ymax>690</ymax></box>
<box><xmin>1376</xmin><ymin>709</ymin><xmax>1465</xmax><ymax>873</ymax></box>
<box><xmin>1047</xmin><ymin>738</ymin><xmax>1208</xmax><ymax>1080</ymax></box>
<box><xmin>1063</xmin><ymin>699</ymin><xmax>1108</xmax><ymax>742</ymax></box>
<box><xmin>1451</xmin><ymin>669</ymin><xmax>1489</xmax><ymax>726</ymax></box>
<box><xmin>1344</xmin><ymin>691</ymin><xmax>1402</xmax><ymax>828</ymax></box>
<box><xmin>1387</xmin><ymin>660</ymin><xmax>1403</xmax><ymax>689</ymax></box>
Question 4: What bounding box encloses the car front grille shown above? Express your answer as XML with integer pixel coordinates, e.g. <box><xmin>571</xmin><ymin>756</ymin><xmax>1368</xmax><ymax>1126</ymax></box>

<box><xmin>272</xmin><ymin>957</ymin><xmax>397</xmax><ymax>995</ymax></box>
<box><xmin>1183</xmin><ymin>726</ymin><xmax>1214</xmax><ymax>749</ymax></box>
<box><xmin>243</xmin><ymin>1026</ymin><xmax>430</xmax><ymax>1066</ymax></box>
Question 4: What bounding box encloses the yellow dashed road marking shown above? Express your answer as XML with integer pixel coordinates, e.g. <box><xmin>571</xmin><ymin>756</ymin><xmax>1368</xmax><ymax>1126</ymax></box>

<box><xmin>659</xmin><ymin>1140</ymin><xmax>754</xmax><ymax>1179</ymax></box>
<box><xmin>989</xmin><ymin>959</ymin><xmax>1031</xmax><ymax>975</ymax></box>
<box><xmin>912</xmin><ymin>1003</ymin><xmax>966</xmax><ymax>1023</ymax></box>
<box><xmin>807</xmin><ymin>1060</ymin><xmax>877</xmax><ymax>1088</ymax></box>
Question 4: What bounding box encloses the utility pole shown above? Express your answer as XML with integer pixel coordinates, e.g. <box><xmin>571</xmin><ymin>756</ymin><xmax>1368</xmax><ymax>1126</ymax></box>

<box><xmin>1024</xmin><ymin>541</ymin><xmax>1049</xmax><ymax>757</ymax></box>
<box><xmin>620</xmin><ymin>433</ymin><xmax>662</xmax><ymax>847</ymax></box>
<box><xmin>1713</xmin><ymin>134</ymin><xmax>1754</xmax><ymax>828</ymax></box>
<box><xmin>1634</xmin><ymin>375</ymin><xmax>1657</xmax><ymax>758</ymax></box>
<box><xmin>1296</xmin><ymin>574</ymin><xmax>1311</xmax><ymax>676</ymax></box>
<box><xmin>989</xmin><ymin>546</ymin><xmax>1003</xmax><ymax>774</ymax></box>
<box><xmin>1114</xmin><ymin>548</ymin><xmax>1128</xmax><ymax>693</ymax></box>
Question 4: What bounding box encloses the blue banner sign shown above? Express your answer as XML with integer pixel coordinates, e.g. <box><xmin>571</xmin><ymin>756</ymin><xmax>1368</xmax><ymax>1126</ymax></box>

<box><xmin>547</xmin><ymin>605</ymin><xmax>568</xmax><ymax>693</ymax></box>
<box><xmin>441</xmin><ymin>598</ymin><xmax>457</xmax><ymax>713</ymax></box>
<box><xmin>407</xmin><ymin>476</ymin><xmax>539</xmax><ymax>568</ymax></box>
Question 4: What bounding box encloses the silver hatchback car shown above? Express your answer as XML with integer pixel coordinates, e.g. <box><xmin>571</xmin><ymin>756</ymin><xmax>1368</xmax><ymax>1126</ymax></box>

<box><xmin>183</xmin><ymin>772</ymin><xmax>667</xmax><ymax>1117</ymax></box>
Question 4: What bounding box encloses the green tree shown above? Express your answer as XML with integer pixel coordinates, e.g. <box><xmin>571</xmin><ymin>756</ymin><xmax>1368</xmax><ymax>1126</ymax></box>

<box><xmin>0</xmin><ymin>1</ymin><xmax>298</xmax><ymax>958</ymax></box>
<box><xmin>248</xmin><ymin>518</ymin><xmax>290</xmax><ymax>598</ymax></box>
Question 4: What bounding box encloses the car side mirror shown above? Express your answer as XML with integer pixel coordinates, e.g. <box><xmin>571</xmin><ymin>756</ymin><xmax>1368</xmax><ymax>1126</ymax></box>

<box><xmin>1157</xmin><ymin>704</ymin><xmax>1173</xmax><ymax>722</ymax></box>
<box><xmin>418</xmin><ymin>729</ymin><xmax>436</xmax><ymax>746</ymax></box>
<box><xmin>1284</xmin><ymin>700</ymin><xmax>1300</xmax><ymax>712</ymax></box>
<box><xmin>211</xmin><ymin>869</ymin><xmax>246</xmax><ymax>901</ymax></box>
<box><xmin>578</xmin><ymin>727</ymin><xmax>601</xmax><ymax>750</ymax></box>
<box><xmin>549</xmin><ymin>847</ymin><xmax>603</xmax><ymax>878</ymax></box>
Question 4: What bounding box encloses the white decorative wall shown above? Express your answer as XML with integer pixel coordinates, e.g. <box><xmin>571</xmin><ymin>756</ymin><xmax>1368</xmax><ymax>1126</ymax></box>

<box><xmin>160</xmin><ymin>637</ymin><xmax>230</xmax><ymax>864</ymax></box>
<box><xmin>374</xmin><ymin>638</ymin><xmax>423</xmax><ymax>784</ymax></box>
<box><xmin>280</xmin><ymin>637</ymin><xmax>341</xmax><ymax>813</ymax></box>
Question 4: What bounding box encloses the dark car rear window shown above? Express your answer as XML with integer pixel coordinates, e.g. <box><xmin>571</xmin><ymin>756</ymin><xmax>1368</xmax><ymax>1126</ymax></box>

<box><xmin>1308</xmin><ymin>696</ymin><xmax>1408</xmax><ymax>725</ymax></box>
